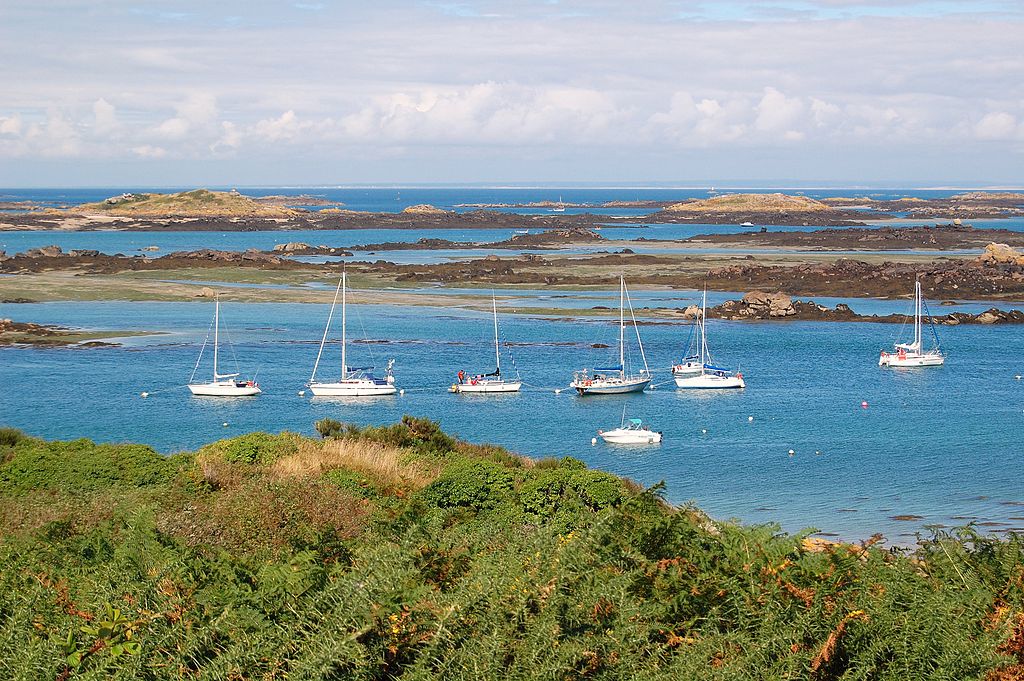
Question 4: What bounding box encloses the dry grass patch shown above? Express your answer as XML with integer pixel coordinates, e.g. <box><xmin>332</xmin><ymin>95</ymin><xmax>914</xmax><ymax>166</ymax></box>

<box><xmin>271</xmin><ymin>439</ymin><xmax>441</xmax><ymax>492</ymax></box>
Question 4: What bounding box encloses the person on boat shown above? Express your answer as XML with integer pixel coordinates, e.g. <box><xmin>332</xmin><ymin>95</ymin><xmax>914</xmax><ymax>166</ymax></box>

<box><xmin>457</xmin><ymin>370</ymin><xmax>466</xmax><ymax>384</ymax></box>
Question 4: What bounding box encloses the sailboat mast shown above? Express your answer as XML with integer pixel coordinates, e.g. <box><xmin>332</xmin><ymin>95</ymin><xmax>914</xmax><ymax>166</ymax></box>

<box><xmin>700</xmin><ymin>288</ymin><xmax>709</xmax><ymax>370</ymax></box>
<box><xmin>341</xmin><ymin>270</ymin><xmax>347</xmax><ymax>379</ymax></box>
<box><xmin>213</xmin><ymin>297</ymin><xmax>219</xmax><ymax>381</ymax></box>
<box><xmin>915</xmin><ymin>279</ymin><xmax>922</xmax><ymax>349</ymax></box>
<box><xmin>310</xmin><ymin>277</ymin><xmax>343</xmax><ymax>383</ymax></box>
<box><xmin>492</xmin><ymin>293</ymin><xmax>500</xmax><ymax>375</ymax></box>
<box><xmin>624</xmin><ymin>280</ymin><xmax>650</xmax><ymax>375</ymax></box>
<box><xmin>619</xmin><ymin>276</ymin><xmax>625</xmax><ymax>377</ymax></box>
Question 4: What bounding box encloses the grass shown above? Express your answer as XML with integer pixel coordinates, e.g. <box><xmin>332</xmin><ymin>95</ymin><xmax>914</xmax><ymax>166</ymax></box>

<box><xmin>0</xmin><ymin>420</ymin><xmax>1023</xmax><ymax>679</ymax></box>
<box><xmin>77</xmin><ymin>189</ymin><xmax>297</xmax><ymax>217</ymax></box>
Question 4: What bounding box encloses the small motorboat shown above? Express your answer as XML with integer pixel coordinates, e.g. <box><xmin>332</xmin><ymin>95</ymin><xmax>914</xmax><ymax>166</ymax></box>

<box><xmin>598</xmin><ymin>418</ymin><xmax>662</xmax><ymax>444</ymax></box>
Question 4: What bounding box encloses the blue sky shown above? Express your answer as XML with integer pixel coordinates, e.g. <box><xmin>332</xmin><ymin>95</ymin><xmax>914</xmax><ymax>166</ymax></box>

<box><xmin>0</xmin><ymin>1</ymin><xmax>1021</xmax><ymax>186</ymax></box>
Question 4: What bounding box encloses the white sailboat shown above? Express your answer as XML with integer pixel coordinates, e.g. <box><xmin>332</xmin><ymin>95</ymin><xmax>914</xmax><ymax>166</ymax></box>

<box><xmin>598</xmin><ymin>417</ymin><xmax>663</xmax><ymax>444</ymax></box>
<box><xmin>571</xmin><ymin>276</ymin><xmax>651</xmax><ymax>395</ymax></box>
<box><xmin>673</xmin><ymin>288</ymin><xmax>745</xmax><ymax>389</ymax></box>
<box><xmin>879</xmin><ymin>280</ymin><xmax>945</xmax><ymax>368</ymax></box>
<box><xmin>551</xmin><ymin>195</ymin><xmax>566</xmax><ymax>212</ymax></box>
<box><xmin>309</xmin><ymin>272</ymin><xmax>397</xmax><ymax>396</ymax></box>
<box><xmin>188</xmin><ymin>297</ymin><xmax>261</xmax><ymax>397</ymax></box>
<box><xmin>451</xmin><ymin>294</ymin><xmax>522</xmax><ymax>394</ymax></box>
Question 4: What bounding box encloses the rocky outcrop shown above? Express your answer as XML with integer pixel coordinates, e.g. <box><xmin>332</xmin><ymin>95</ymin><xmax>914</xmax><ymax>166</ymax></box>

<box><xmin>698</xmin><ymin>294</ymin><xmax>1024</xmax><ymax>325</ymax></box>
<box><xmin>25</xmin><ymin>245</ymin><xmax>64</xmax><ymax>258</ymax></box>
<box><xmin>270</xmin><ymin>242</ymin><xmax>352</xmax><ymax>256</ymax></box>
<box><xmin>401</xmin><ymin>204</ymin><xmax>449</xmax><ymax>215</ymax></box>
<box><xmin>165</xmin><ymin>249</ymin><xmax>286</xmax><ymax>265</ymax></box>
<box><xmin>732</xmin><ymin>291</ymin><xmax>797</xmax><ymax>317</ymax></box>
<box><xmin>273</xmin><ymin>242</ymin><xmax>312</xmax><ymax>252</ymax></box>
<box><xmin>977</xmin><ymin>242</ymin><xmax>1024</xmax><ymax>266</ymax></box>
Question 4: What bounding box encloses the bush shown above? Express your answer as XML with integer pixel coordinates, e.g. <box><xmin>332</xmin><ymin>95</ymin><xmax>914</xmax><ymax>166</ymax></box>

<box><xmin>0</xmin><ymin>427</ymin><xmax>24</xmax><ymax>448</ymax></box>
<box><xmin>0</xmin><ymin>438</ymin><xmax>176</xmax><ymax>495</ymax></box>
<box><xmin>519</xmin><ymin>467</ymin><xmax>625</xmax><ymax>519</ymax></box>
<box><xmin>199</xmin><ymin>432</ymin><xmax>298</xmax><ymax>466</ymax></box>
<box><xmin>314</xmin><ymin>418</ymin><xmax>344</xmax><ymax>439</ymax></box>
<box><xmin>419</xmin><ymin>460</ymin><xmax>515</xmax><ymax>510</ymax></box>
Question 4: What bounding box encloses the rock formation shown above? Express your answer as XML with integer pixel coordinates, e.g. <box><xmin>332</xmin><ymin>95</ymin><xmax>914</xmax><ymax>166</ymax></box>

<box><xmin>976</xmin><ymin>242</ymin><xmax>1024</xmax><ymax>266</ymax></box>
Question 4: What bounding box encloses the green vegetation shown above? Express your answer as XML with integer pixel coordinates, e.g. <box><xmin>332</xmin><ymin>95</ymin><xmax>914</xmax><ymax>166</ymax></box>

<box><xmin>76</xmin><ymin>189</ymin><xmax>296</xmax><ymax>217</ymax></box>
<box><xmin>666</xmin><ymin>193</ymin><xmax>831</xmax><ymax>212</ymax></box>
<box><xmin>1</xmin><ymin>419</ymin><xmax>1022</xmax><ymax>679</ymax></box>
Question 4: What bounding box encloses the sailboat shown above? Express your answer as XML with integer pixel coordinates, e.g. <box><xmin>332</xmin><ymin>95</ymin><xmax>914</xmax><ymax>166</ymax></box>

<box><xmin>450</xmin><ymin>294</ymin><xmax>522</xmax><ymax>393</ymax></box>
<box><xmin>308</xmin><ymin>272</ymin><xmax>397</xmax><ymax>396</ymax></box>
<box><xmin>673</xmin><ymin>288</ymin><xmax>745</xmax><ymax>389</ymax></box>
<box><xmin>188</xmin><ymin>297</ymin><xmax>261</xmax><ymax>397</ymax></box>
<box><xmin>570</xmin><ymin>276</ymin><xmax>651</xmax><ymax>395</ymax></box>
<box><xmin>551</xmin><ymin>195</ymin><xmax>566</xmax><ymax>212</ymax></box>
<box><xmin>879</xmin><ymin>279</ymin><xmax>945</xmax><ymax>368</ymax></box>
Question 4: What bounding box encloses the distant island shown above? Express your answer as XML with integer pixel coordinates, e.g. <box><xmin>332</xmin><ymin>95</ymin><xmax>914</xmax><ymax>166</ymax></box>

<box><xmin>2</xmin><ymin>188</ymin><xmax>1023</xmax><ymax>233</ymax></box>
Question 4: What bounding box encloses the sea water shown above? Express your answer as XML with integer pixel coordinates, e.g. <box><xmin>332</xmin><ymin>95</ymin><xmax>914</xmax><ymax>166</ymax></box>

<box><xmin>2</xmin><ymin>298</ymin><xmax>1022</xmax><ymax>544</ymax></box>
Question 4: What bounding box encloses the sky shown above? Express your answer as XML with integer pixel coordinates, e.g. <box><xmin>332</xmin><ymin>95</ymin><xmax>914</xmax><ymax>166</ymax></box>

<box><xmin>1</xmin><ymin>0</ymin><xmax>1022</xmax><ymax>187</ymax></box>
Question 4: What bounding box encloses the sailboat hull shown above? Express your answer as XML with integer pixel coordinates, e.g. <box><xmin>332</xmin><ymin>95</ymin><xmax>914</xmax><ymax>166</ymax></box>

<box><xmin>674</xmin><ymin>374</ymin><xmax>745</xmax><ymax>389</ymax></box>
<box><xmin>572</xmin><ymin>377</ymin><xmax>650</xmax><ymax>395</ymax></box>
<box><xmin>451</xmin><ymin>380</ymin><xmax>522</xmax><ymax>394</ymax></box>
<box><xmin>879</xmin><ymin>352</ymin><xmax>944</xmax><ymax>368</ymax></box>
<box><xmin>189</xmin><ymin>382</ymin><xmax>261</xmax><ymax>397</ymax></box>
<box><xmin>309</xmin><ymin>381</ymin><xmax>397</xmax><ymax>397</ymax></box>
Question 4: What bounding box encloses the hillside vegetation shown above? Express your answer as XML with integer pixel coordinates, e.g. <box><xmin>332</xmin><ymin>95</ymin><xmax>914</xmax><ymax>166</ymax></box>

<box><xmin>666</xmin><ymin>193</ymin><xmax>832</xmax><ymax>213</ymax></box>
<box><xmin>0</xmin><ymin>420</ymin><xmax>1022</xmax><ymax>680</ymax></box>
<box><xmin>76</xmin><ymin>189</ymin><xmax>298</xmax><ymax>217</ymax></box>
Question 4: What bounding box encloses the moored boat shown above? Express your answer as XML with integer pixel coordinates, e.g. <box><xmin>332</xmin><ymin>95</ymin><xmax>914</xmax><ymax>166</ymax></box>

<box><xmin>571</xmin><ymin>276</ymin><xmax>651</xmax><ymax>395</ymax></box>
<box><xmin>188</xmin><ymin>297</ymin><xmax>261</xmax><ymax>397</ymax></box>
<box><xmin>451</xmin><ymin>294</ymin><xmax>522</xmax><ymax>394</ymax></box>
<box><xmin>673</xmin><ymin>288</ymin><xmax>745</xmax><ymax>390</ymax></box>
<box><xmin>879</xmin><ymin>280</ymin><xmax>944</xmax><ymax>368</ymax></box>
<box><xmin>598</xmin><ymin>418</ymin><xmax>663</xmax><ymax>444</ymax></box>
<box><xmin>308</xmin><ymin>272</ymin><xmax>397</xmax><ymax>397</ymax></box>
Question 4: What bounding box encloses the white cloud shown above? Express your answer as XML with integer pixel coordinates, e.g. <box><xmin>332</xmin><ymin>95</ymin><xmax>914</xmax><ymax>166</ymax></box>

<box><xmin>92</xmin><ymin>98</ymin><xmax>118</xmax><ymax>134</ymax></box>
<box><xmin>975</xmin><ymin>111</ymin><xmax>1020</xmax><ymax>140</ymax></box>
<box><xmin>0</xmin><ymin>115</ymin><xmax>22</xmax><ymax>136</ymax></box>
<box><xmin>0</xmin><ymin>0</ymin><xmax>1022</xmax><ymax>180</ymax></box>
<box><xmin>24</xmin><ymin>110</ymin><xmax>81</xmax><ymax>157</ymax></box>
<box><xmin>132</xmin><ymin>144</ymin><xmax>167</xmax><ymax>158</ymax></box>
<box><xmin>754</xmin><ymin>87</ymin><xmax>804</xmax><ymax>133</ymax></box>
<box><xmin>252</xmin><ymin>110</ymin><xmax>302</xmax><ymax>142</ymax></box>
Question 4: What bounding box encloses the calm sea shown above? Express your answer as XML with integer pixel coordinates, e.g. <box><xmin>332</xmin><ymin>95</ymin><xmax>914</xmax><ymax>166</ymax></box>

<box><xmin>1</xmin><ymin>296</ymin><xmax>1022</xmax><ymax>545</ymax></box>
<box><xmin>2</xmin><ymin>186</ymin><xmax>1023</xmax><ymax>544</ymax></box>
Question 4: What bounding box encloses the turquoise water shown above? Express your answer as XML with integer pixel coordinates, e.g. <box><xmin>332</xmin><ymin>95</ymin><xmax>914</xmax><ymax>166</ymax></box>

<box><xmin>2</xmin><ymin>298</ymin><xmax>1022</xmax><ymax>544</ymax></box>
<box><xmin>0</xmin><ymin>185</ymin><xmax>975</xmax><ymax>214</ymax></box>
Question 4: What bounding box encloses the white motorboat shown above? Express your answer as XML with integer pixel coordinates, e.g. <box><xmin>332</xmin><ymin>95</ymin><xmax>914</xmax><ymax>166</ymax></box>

<box><xmin>879</xmin><ymin>280</ymin><xmax>945</xmax><ymax>368</ymax></box>
<box><xmin>188</xmin><ymin>297</ymin><xmax>262</xmax><ymax>397</ymax></box>
<box><xmin>598</xmin><ymin>418</ymin><xmax>662</xmax><ymax>444</ymax></box>
<box><xmin>308</xmin><ymin>272</ymin><xmax>397</xmax><ymax>397</ymax></box>
<box><xmin>451</xmin><ymin>294</ymin><xmax>522</xmax><ymax>394</ymax></box>
<box><xmin>571</xmin><ymin>276</ymin><xmax>652</xmax><ymax>395</ymax></box>
<box><xmin>673</xmin><ymin>288</ymin><xmax>745</xmax><ymax>390</ymax></box>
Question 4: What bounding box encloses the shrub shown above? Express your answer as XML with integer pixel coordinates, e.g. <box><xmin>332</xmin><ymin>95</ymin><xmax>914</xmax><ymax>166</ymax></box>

<box><xmin>519</xmin><ymin>468</ymin><xmax>625</xmax><ymax>519</ymax></box>
<box><xmin>0</xmin><ymin>427</ymin><xmax>24</xmax><ymax>448</ymax></box>
<box><xmin>0</xmin><ymin>438</ymin><xmax>176</xmax><ymax>495</ymax></box>
<box><xmin>419</xmin><ymin>460</ymin><xmax>515</xmax><ymax>510</ymax></box>
<box><xmin>314</xmin><ymin>418</ymin><xmax>344</xmax><ymax>439</ymax></box>
<box><xmin>198</xmin><ymin>432</ymin><xmax>299</xmax><ymax>466</ymax></box>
